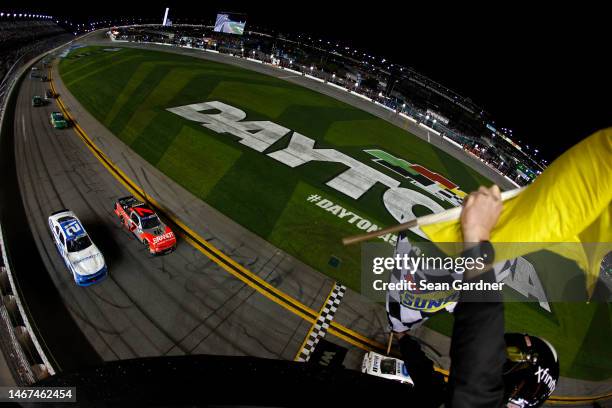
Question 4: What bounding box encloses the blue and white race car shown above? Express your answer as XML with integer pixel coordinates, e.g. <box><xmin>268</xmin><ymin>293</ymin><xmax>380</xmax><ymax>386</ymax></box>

<box><xmin>361</xmin><ymin>351</ymin><xmax>414</xmax><ymax>386</ymax></box>
<box><xmin>48</xmin><ymin>210</ymin><xmax>107</xmax><ymax>286</ymax></box>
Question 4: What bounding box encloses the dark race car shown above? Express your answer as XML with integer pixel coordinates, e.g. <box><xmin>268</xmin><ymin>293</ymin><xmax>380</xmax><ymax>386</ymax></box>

<box><xmin>32</xmin><ymin>96</ymin><xmax>45</xmax><ymax>107</ymax></box>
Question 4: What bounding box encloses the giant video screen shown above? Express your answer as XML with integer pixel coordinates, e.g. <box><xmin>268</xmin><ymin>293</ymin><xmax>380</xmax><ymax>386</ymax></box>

<box><xmin>213</xmin><ymin>13</ymin><xmax>247</xmax><ymax>35</ymax></box>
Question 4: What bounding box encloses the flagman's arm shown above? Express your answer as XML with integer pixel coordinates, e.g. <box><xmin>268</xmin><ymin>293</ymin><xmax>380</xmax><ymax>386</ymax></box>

<box><xmin>447</xmin><ymin>184</ymin><xmax>506</xmax><ymax>408</ymax></box>
<box><xmin>394</xmin><ymin>185</ymin><xmax>505</xmax><ymax>407</ymax></box>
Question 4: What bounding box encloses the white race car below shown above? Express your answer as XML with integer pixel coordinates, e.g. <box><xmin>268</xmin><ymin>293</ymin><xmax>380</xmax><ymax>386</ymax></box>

<box><xmin>361</xmin><ymin>351</ymin><xmax>414</xmax><ymax>386</ymax></box>
<box><xmin>48</xmin><ymin>210</ymin><xmax>107</xmax><ymax>286</ymax></box>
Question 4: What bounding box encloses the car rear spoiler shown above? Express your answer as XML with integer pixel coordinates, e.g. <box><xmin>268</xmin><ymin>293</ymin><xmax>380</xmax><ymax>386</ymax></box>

<box><xmin>50</xmin><ymin>209</ymin><xmax>70</xmax><ymax>216</ymax></box>
<box><xmin>117</xmin><ymin>196</ymin><xmax>141</xmax><ymax>208</ymax></box>
<box><xmin>117</xmin><ymin>195</ymin><xmax>136</xmax><ymax>203</ymax></box>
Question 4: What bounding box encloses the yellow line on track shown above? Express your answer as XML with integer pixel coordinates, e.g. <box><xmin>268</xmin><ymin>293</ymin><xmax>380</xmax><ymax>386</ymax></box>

<box><xmin>545</xmin><ymin>391</ymin><xmax>612</xmax><ymax>404</ymax></box>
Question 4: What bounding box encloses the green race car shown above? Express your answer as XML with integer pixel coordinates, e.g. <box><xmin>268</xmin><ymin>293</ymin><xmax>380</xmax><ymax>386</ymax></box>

<box><xmin>50</xmin><ymin>112</ymin><xmax>68</xmax><ymax>129</ymax></box>
<box><xmin>32</xmin><ymin>96</ymin><xmax>45</xmax><ymax>107</ymax></box>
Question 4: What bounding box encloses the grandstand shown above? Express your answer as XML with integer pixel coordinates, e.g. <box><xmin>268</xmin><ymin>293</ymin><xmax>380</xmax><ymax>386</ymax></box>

<box><xmin>0</xmin><ymin>17</ymin><xmax>72</xmax><ymax>120</ymax></box>
<box><xmin>0</xmin><ymin>19</ymin><xmax>70</xmax><ymax>78</ymax></box>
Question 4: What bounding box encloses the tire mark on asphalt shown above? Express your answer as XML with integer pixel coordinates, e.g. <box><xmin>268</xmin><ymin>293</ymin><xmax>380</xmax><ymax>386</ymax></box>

<box><xmin>14</xmin><ymin>79</ymin><xmax>124</xmax><ymax>361</ymax></box>
<box><xmin>22</xmin><ymin>87</ymin><xmax>135</xmax><ymax>356</ymax></box>
<box><xmin>43</xmin><ymin>117</ymin><xmax>181</xmax><ymax>356</ymax></box>
<box><xmin>44</xmin><ymin>112</ymin><xmax>290</xmax><ymax>358</ymax></box>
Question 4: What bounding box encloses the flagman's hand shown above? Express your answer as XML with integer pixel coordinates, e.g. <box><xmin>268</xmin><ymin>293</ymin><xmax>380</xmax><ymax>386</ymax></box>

<box><xmin>461</xmin><ymin>185</ymin><xmax>503</xmax><ymax>243</ymax></box>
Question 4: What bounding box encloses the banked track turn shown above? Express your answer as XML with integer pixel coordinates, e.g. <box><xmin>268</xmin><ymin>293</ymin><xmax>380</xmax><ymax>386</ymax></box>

<box><xmin>9</xmin><ymin>46</ymin><xmax>394</xmax><ymax>376</ymax></box>
<box><xmin>13</xmin><ymin>64</ymin><xmax>319</xmax><ymax>366</ymax></box>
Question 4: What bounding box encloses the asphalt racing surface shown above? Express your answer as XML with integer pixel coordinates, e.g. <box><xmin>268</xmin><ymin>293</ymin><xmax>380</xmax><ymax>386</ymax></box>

<box><xmin>12</xmin><ymin>63</ymin><xmax>339</xmax><ymax>368</ymax></box>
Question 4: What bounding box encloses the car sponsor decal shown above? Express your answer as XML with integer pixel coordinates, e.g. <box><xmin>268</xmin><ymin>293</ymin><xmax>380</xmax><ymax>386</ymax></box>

<box><xmin>59</xmin><ymin>219</ymin><xmax>84</xmax><ymax>239</ymax></box>
<box><xmin>133</xmin><ymin>206</ymin><xmax>155</xmax><ymax>217</ymax></box>
<box><xmin>152</xmin><ymin>231</ymin><xmax>174</xmax><ymax>245</ymax></box>
<box><xmin>74</xmin><ymin>253</ymin><xmax>99</xmax><ymax>264</ymax></box>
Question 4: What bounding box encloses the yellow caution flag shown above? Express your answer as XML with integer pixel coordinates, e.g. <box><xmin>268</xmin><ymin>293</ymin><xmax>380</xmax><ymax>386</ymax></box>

<box><xmin>421</xmin><ymin>129</ymin><xmax>612</xmax><ymax>295</ymax></box>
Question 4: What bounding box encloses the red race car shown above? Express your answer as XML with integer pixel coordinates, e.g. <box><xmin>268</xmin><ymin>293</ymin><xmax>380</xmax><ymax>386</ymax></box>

<box><xmin>114</xmin><ymin>196</ymin><xmax>177</xmax><ymax>255</ymax></box>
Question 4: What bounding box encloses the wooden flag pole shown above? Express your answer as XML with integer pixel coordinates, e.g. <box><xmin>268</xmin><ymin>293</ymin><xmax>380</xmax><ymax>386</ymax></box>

<box><xmin>386</xmin><ymin>332</ymin><xmax>394</xmax><ymax>355</ymax></box>
<box><xmin>342</xmin><ymin>187</ymin><xmax>524</xmax><ymax>246</ymax></box>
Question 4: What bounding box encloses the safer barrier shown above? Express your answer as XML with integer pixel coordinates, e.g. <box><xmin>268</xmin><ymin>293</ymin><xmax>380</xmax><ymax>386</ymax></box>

<box><xmin>0</xmin><ymin>32</ymin><xmax>91</xmax><ymax>385</ymax></box>
<box><xmin>0</xmin><ymin>225</ymin><xmax>53</xmax><ymax>383</ymax></box>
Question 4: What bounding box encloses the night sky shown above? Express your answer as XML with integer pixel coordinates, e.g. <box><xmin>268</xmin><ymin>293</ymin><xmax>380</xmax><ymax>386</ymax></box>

<box><xmin>7</xmin><ymin>1</ymin><xmax>611</xmax><ymax>160</ymax></box>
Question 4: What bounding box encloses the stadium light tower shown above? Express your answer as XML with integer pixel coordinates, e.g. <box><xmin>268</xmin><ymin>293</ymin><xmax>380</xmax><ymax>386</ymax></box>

<box><xmin>162</xmin><ymin>7</ymin><xmax>170</xmax><ymax>26</ymax></box>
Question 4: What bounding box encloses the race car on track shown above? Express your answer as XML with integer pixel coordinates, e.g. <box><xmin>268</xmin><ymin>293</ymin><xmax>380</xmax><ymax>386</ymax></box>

<box><xmin>29</xmin><ymin>67</ymin><xmax>40</xmax><ymax>79</ymax></box>
<box><xmin>361</xmin><ymin>351</ymin><xmax>414</xmax><ymax>386</ymax></box>
<box><xmin>32</xmin><ymin>96</ymin><xmax>45</xmax><ymax>107</ymax></box>
<box><xmin>114</xmin><ymin>196</ymin><xmax>177</xmax><ymax>255</ymax></box>
<box><xmin>48</xmin><ymin>210</ymin><xmax>107</xmax><ymax>286</ymax></box>
<box><xmin>45</xmin><ymin>89</ymin><xmax>56</xmax><ymax>99</ymax></box>
<box><xmin>50</xmin><ymin>111</ymin><xmax>68</xmax><ymax>129</ymax></box>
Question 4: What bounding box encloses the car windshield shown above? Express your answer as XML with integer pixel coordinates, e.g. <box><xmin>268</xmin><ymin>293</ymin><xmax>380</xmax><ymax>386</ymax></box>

<box><xmin>141</xmin><ymin>215</ymin><xmax>161</xmax><ymax>230</ymax></box>
<box><xmin>67</xmin><ymin>235</ymin><xmax>92</xmax><ymax>253</ymax></box>
<box><xmin>380</xmin><ymin>359</ymin><xmax>397</xmax><ymax>375</ymax></box>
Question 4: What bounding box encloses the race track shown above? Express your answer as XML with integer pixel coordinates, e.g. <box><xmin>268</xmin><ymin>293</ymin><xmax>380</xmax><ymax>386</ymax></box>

<box><xmin>12</xmin><ymin>60</ymin><xmax>361</xmax><ymax>368</ymax></box>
